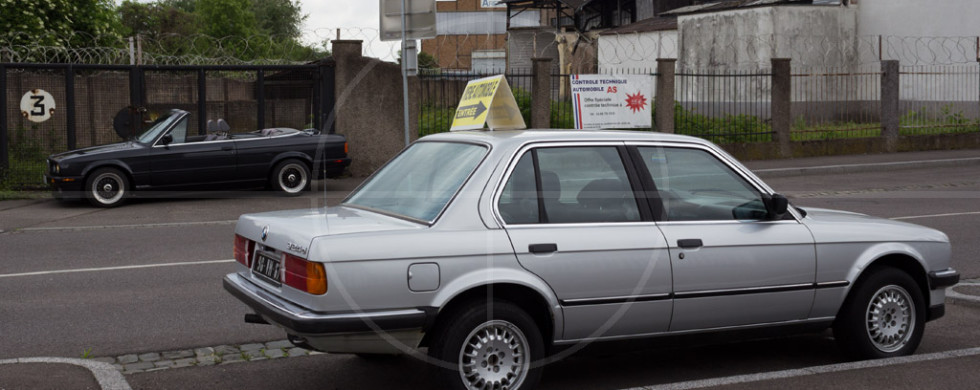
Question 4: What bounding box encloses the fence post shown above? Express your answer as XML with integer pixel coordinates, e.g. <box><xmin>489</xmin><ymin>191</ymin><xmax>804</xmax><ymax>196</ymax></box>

<box><xmin>197</xmin><ymin>68</ymin><xmax>207</xmax><ymax>135</ymax></box>
<box><xmin>65</xmin><ymin>65</ymin><xmax>76</xmax><ymax>150</ymax></box>
<box><xmin>318</xmin><ymin>61</ymin><xmax>336</xmax><ymax>134</ymax></box>
<box><xmin>256</xmin><ymin>69</ymin><xmax>265</xmax><ymax>130</ymax></box>
<box><xmin>881</xmin><ymin>60</ymin><xmax>900</xmax><ymax>152</ymax></box>
<box><xmin>531</xmin><ymin>58</ymin><xmax>552</xmax><ymax>128</ymax></box>
<box><xmin>655</xmin><ymin>58</ymin><xmax>675</xmax><ymax>133</ymax></box>
<box><xmin>771</xmin><ymin>58</ymin><xmax>792</xmax><ymax>158</ymax></box>
<box><xmin>0</xmin><ymin>64</ymin><xmax>7</xmax><ymax>175</ymax></box>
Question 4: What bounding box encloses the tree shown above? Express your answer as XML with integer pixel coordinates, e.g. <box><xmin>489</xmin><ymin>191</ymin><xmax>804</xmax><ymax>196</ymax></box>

<box><xmin>251</xmin><ymin>0</ymin><xmax>306</xmax><ymax>40</ymax></box>
<box><xmin>0</xmin><ymin>0</ymin><xmax>121</xmax><ymax>47</ymax></box>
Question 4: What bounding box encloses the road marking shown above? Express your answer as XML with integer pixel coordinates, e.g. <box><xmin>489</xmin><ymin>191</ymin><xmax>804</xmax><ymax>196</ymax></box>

<box><xmin>0</xmin><ymin>259</ymin><xmax>235</xmax><ymax>279</ymax></box>
<box><xmin>947</xmin><ymin>282</ymin><xmax>980</xmax><ymax>304</ymax></box>
<box><xmin>891</xmin><ymin>211</ymin><xmax>980</xmax><ymax>220</ymax></box>
<box><xmin>0</xmin><ymin>357</ymin><xmax>131</xmax><ymax>390</ymax></box>
<box><xmin>620</xmin><ymin>346</ymin><xmax>980</xmax><ymax>390</ymax></box>
<box><xmin>16</xmin><ymin>220</ymin><xmax>238</xmax><ymax>232</ymax></box>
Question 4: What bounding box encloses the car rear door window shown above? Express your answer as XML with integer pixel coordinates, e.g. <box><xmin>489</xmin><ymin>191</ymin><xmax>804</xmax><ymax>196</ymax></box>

<box><xmin>499</xmin><ymin>146</ymin><xmax>640</xmax><ymax>224</ymax></box>
<box><xmin>637</xmin><ymin>146</ymin><xmax>766</xmax><ymax>221</ymax></box>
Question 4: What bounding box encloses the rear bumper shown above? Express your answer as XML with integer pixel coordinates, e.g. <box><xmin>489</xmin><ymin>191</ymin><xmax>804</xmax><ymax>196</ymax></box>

<box><xmin>320</xmin><ymin>157</ymin><xmax>351</xmax><ymax>178</ymax></box>
<box><xmin>223</xmin><ymin>272</ymin><xmax>433</xmax><ymax>335</ymax></box>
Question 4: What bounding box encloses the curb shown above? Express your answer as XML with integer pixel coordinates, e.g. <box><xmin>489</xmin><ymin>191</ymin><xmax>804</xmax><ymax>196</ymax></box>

<box><xmin>946</xmin><ymin>280</ymin><xmax>980</xmax><ymax>309</ymax></box>
<box><xmin>752</xmin><ymin>157</ymin><xmax>980</xmax><ymax>179</ymax></box>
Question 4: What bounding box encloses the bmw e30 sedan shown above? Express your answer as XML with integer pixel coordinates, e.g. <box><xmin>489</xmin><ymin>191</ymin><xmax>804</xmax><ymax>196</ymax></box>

<box><xmin>45</xmin><ymin>109</ymin><xmax>350</xmax><ymax>207</ymax></box>
<box><xmin>224</xmin><ymin>129</ymin><xmax>958</xmax><ymax>390</ymax></box>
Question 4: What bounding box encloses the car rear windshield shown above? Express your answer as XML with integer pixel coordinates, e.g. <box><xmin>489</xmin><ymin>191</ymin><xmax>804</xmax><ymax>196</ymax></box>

<box><xmin>344</xmin><ymin>141</ymin><xmax>488</xmax><ymax>223</ymax></box>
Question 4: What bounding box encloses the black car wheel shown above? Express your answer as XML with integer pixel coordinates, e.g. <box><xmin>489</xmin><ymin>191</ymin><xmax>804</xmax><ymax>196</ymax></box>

<box><xmin>429</xmin><ymin>300</ymin><xmax>544</xmax><ymax>390</ymax></box>
<box><xmin>271</xmin><ymin>160</ymin><xmax>310</xmax><ymax>195</ymax></box>
<box><xmin>85</xmin><ymin>167</ymin><xmax>129</xmax><ymax>208</ymax></box>
<box><xmin>833</xmin><ymin>267</ymin><xmax>925</xmax><ymax>359</ymax></box>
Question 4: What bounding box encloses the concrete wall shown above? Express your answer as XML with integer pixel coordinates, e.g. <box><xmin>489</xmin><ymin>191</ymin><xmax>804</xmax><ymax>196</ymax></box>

<box><xmin>677</xmin><ymin>6</ymin><xmax>858</xmax><ymax>70</ymax></box>
<box><xmin>857</xmin><ymin>0</ymin><xmax>980</xmax><ymax>38</ymax></box>
<box><xmin>597</xmin><ymin>30</ymin><xmax>677</xmax><ymax>73</ymax></box>
<box><xmin>333</xmin><ymin>40</ymin><xmax>419</xmax><ymax>177</ymax></box>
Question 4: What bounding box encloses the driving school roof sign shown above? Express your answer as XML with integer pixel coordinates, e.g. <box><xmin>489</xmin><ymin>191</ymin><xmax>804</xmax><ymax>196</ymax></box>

<box><xmin>450</xmin><ymin>75</ymin><xmax>526</xmax><ymax>131</ymax></box>
<box><xmin>571</xmin><ymin>74</ymin><xmax>653</xmax><ymax>129</ymax></box>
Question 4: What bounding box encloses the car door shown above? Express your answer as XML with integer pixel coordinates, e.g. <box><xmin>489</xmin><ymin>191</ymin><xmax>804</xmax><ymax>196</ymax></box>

<box><xmin>149</xmin><ymin>117</ymin><xmax>237</xmax><ymax>189</ymax></box>
<box><xmin>631</xmin><ymin>144</ymin><xmax>816</xmax><ymax>331</ymax></box>
<box><xmin>498</xmin><ymin>143</ymin><xmax>673</xmax><ymax>341</ymax></box>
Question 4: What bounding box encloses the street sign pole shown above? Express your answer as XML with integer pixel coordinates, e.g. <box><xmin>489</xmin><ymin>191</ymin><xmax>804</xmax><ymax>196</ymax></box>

<box><xmin>401</xmin><ymin>0</ymin><xmax>410</xmax><ymax>146</ymax></box>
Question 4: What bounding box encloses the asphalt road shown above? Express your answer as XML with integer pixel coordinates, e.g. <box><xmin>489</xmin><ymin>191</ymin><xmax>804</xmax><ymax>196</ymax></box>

<box><xmin>2</xmin><ymin>162</ymin><xmax>979</xmax><ymax>389</ymax></box>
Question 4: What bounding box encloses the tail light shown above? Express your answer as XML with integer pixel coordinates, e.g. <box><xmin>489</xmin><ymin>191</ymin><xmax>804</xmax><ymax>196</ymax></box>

<box><xmin>344</xmin><ymin>142</ymin><xmax>349</xmax><ymax>155</ymax></box>
<box><xmin>283</xmin><ymin>253</ymin><xmax>327</xmax><ymax>295</ymax></box>
<box><xmin>234</xmin><ymin>234</ymin><xmax>255</xmax><ymax>267</ymax></box>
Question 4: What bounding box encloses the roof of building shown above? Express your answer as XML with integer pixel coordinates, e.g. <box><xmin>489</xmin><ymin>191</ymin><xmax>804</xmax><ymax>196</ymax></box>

<box><xmin>662</xmin><ymin>0</ymin><xmax>838</xmax><ymax>16</ymax></box>
<box><xmin>599</xmin><ymin>16</ymin><xmax>678</xmax><ymax>35</ymax></box>
<box><xmin>500</xmin><ymin>0</ymin><xmax>593</xmax><ymax>11</ymax></box>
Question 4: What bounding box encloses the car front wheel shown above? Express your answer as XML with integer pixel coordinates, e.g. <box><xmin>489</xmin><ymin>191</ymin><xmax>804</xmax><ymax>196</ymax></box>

<box><xmin>833</xmin><ymin>267</ymin><xmax>925</xmax><ymax>359</ymax></box>
<box><xmin>429</xmin><ymin>300</ymin><xmax>544</xmax><ymax>390</ymax></box>
<box><xmin>271</xmin><ymin>159</ymin><xmax>310</xmax><ymax>195</ymax></box>
<box><xmin>85</xmin><ymin>167</ymin><xmax>129</xmax><ymax>207</ymax></box>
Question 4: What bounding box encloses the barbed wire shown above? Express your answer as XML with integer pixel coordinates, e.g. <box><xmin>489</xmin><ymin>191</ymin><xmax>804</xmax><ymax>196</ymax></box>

<box><xmin>2</xmin><ymin>27</ymin><xmax>979</xmax><ymax>69</ymax></box>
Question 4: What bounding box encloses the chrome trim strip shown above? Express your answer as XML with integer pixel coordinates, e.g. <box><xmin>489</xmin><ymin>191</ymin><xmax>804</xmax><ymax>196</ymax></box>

<box><xmin>674</xmin><ymin>283</ymin><xmax>814</xmax><ymax>299</ymax></box>
<box><xmin>815</xmin><ymin>281</ymin><xmax>850</xmax><ymax>288</ymax></box>
<box><xmin>561</xmin><ymin>293</ymin><xmax>672</xmax><ymax>306</ymax></box>
<box><xmin>553</xmin><ymin>317</ymin><xmax>837</xmax><ymax>344</ymax></box>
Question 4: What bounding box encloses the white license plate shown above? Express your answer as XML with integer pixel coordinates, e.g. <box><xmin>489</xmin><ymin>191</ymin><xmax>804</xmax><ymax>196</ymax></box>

<box><xmin>252</xmin><ymin>252</ymin><xmax>282</xmax><ymax>286</ymax></box>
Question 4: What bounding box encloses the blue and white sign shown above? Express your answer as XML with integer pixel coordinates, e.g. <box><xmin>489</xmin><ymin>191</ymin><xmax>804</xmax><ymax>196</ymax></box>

<box><xmin>481</xmin><ymin>0</ymin><xmax>506</xmax><ymax>9</ymax></box>
<box><xmin>570</xmin><ymin>74</ymin><xmax>653</xmax><ymax>129</ymax></box>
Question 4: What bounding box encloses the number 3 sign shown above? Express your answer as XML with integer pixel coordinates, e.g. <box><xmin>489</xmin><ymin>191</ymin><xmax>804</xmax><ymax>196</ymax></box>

<box><xmin>20</xmin><ymin>89</ymin><xmax>56</xmax><ymax>123</ymax></box>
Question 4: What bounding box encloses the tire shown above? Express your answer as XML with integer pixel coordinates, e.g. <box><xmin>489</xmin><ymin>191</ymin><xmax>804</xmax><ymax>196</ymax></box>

<box><xmin>270</xmin><ymin>159</ymin><xmax>310</xmax><ymax>195</ymax></box>
<box><xmin>428</xmin><ymin>300</ymin><xmax>544</xmax><ymax>390</ymax></box>
<box><xmin>85</xmin><ymin>167</ymin><xmax>129</xmax><ymax>207</ymax></box>
<box><xmin>833</xmin><ymin>267</ymin><xmax>926</xmax><ymax>360</ymax></box>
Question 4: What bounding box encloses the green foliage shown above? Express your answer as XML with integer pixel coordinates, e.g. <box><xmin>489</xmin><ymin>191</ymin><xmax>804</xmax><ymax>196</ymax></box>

<box><xmin>671</xmin><ymin>103</ymin><xmax>773</xmax><ymax>144</ymax></box>
<box><xmin>251</xmin><ymin>0</ymin><xmax>306</xmax><ymax>40</ymax></box>
<box><xmin>196</xmin><ymin>0</ymin><xmax>258</xmax><ymax>42</ymax></box>
<box><xmin>0</xmin><ymin>126</ymin><xmax>51</xmax><ymax>191</ymax></box>
<box><xmin>417</xmin><ymin>51</ymin><xmax>439</xmax><ymax>70</ymax></box>
<box><xmin>0</xmin><ymin>0</ymin><xmax>121</xmax><ymax>48</ymax></box>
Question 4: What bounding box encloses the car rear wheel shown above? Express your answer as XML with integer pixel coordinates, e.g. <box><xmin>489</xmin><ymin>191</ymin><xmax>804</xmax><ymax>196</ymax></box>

<box><xmin>833</xmin><ymin>267</ymin><xmax>925</xmax><ymax>359</ymax></box>
<box><xmin>271</xmin><ymin>160</ymin><xmax>310</xmax><ymax>195</ymax></box>
<box><xmin>428</xmin><ymin>300</ymin><xmax>543</xmax><ymax>390</ymax></box>
<box><xmin>85</xmin><ymin>167</ymin><xmax>129</xmax><ymax>207</ymax></box>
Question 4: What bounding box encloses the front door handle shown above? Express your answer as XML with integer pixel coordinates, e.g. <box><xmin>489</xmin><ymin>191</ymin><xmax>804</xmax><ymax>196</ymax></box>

<box><xmin>677</xmin><ymin>239</ymin><xmax>703</xmax><ymax>249</ymax></box>
<box><xmin>529</xmin><ymin>243</ymin><xmax>558</xmax><ymax>254</ymax></box>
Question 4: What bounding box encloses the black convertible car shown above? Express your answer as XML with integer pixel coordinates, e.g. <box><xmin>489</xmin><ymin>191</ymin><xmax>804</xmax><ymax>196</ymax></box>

<box><xmin>45</xmin><ymin>109</ymin><xmax>351</xmax><ymax>207</ymax></box>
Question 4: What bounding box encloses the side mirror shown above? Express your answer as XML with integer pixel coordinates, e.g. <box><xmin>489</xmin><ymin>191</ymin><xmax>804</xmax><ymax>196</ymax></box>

<box><xmin>160</xmin><ymin>134</ymin><xmax>173</xmax><ymax>146</ymax></box>
<box><xmin>763</xmin><ymin>193</ymin><xmax>789</xmax><ymax>220</ymax></box>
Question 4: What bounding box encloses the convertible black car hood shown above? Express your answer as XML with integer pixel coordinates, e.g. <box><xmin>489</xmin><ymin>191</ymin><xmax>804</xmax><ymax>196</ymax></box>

<box><xmin>50</xmin><ymin>141</ymin><xmax>143</xmax><ymax>161</ymax></box>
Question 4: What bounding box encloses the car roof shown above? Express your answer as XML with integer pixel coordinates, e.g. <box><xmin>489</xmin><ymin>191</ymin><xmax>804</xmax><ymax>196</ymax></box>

<box><xmin>419</xmin><ymin>129</ymin><xmax>713</xmax><ymax>149</ymax></box>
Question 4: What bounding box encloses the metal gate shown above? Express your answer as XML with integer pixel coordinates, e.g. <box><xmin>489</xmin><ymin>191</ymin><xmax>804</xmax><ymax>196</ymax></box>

<box><xmin>0</xmin><ymin>61</ymin><xmax>335</xmax><ymax>189</ymax></box>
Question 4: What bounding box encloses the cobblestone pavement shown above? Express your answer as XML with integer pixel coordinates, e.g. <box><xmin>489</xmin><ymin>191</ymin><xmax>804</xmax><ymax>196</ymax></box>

<box><xmin>94</xmin><ymin>340</ymin><xmax>323</xmax><ymax>375</ymax></box>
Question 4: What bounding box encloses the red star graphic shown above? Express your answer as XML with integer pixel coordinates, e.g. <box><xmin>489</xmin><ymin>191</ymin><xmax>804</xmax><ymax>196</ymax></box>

<box><xmin>625</xmin><ymin>91</ymin><xmax>647</xmax><ymax>113</ymax></box>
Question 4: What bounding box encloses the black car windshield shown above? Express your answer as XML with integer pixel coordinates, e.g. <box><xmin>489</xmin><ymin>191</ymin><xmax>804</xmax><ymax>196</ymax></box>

<box><xmin>344</xmin><ymin>141</ymin><xmax>488</xmax><ymax>223</ymax></box>
<box><xmin>135</xmin><ymin>112</ymin><xmax>182</xmax><ymax>144</ymax></box>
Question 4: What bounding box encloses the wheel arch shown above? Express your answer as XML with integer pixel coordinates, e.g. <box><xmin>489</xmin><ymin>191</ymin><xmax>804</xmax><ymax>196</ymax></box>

<box><xmin>421</xmin><ymin>281</ymin><xmax>560</xmax><ymax>350</ymax></box>
<box><xmin>81</xmin><ymin>161</ymin><xmax>135</xmax><ymax>189</ymax></box>
<box><xmin>838</xmin><ymin>250</ymin><xmax>930</xmax><ymax>321</ymax></box>
<box><xmin>269</xmin><ymin>152</ymin><xmax>313</xmax><ymax>176</ymax></box>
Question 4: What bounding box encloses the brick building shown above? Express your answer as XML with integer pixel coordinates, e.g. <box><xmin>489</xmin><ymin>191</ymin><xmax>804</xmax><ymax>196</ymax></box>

<box><xmin>421</xmin><ymin>0</ymin><xmax>544</xmax><ymax>71</ymax></box>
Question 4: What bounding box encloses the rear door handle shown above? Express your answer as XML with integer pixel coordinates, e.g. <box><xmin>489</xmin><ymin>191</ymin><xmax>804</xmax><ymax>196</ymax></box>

<box><xmin>529</xmin><ymin>243</ymin><xmax>558</xmax><ymax>254</ymax></box>
<box><xmin>677</xmin><ymin>239</ymin><xmax>703</xmax><ymax>249</ymax></box>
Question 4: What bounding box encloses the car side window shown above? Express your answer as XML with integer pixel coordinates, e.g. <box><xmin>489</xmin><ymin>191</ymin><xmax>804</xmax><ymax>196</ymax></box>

<box><xmin>498</xmin><ymin>146</ymin><xmax>641</xmax><ymax>224</ymax></box>
<box><xmin>638</xmin><ymin>146</ymin><xmax>767</xmax><ymax>221</ymax></box>
<box><xmin>169</xmin><ymin>117</ymin><xmax>188</xmax><ymax>144</ymax></box>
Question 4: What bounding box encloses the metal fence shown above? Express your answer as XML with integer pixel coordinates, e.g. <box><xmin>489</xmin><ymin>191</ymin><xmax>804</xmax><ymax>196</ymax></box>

<box><xmin>899</xmin><ymin>64</ymin><xmax>980</xmax><ymax>136</ymax></box>
<box><xmin>1</xmin><ymin>62</ymin><xmax>333</xmax><ymax>190</ymax></box>
<box><xmin>675</xmin><ymin>69</ymin><xmax>774</xmax><ymax>144</ymax></box>
<box><xmin>791</xmin><ymin>65</ymin><xmax>882</xmax><ymax>140</ymax></box>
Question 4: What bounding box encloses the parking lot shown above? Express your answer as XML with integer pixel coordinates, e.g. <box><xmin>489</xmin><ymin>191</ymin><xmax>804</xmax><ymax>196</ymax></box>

<box><xmin>3</xmin><ymin>149</ymin><xmax>980</xmax><ymax>389</ymax></box>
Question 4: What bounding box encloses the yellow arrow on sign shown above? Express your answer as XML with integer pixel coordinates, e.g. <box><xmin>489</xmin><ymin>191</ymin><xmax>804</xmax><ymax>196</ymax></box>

<box><xmin>450</xmin><ymin>75</ymin><xmax>526</xmax><ymax>131</ymax></box>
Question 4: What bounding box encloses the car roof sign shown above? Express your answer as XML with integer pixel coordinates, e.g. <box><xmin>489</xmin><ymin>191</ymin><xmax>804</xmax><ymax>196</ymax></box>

<box><xmin>450</xmin><ymin>75</ymin><xmax>526</xmax><ymax>131</ymax></box>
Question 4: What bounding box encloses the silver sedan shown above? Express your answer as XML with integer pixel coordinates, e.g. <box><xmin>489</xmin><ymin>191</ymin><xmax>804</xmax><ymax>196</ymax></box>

<box><xmin>224</xmin><ymin>130</ymin><xmax>958</xmax><ymax>390</ymax></box>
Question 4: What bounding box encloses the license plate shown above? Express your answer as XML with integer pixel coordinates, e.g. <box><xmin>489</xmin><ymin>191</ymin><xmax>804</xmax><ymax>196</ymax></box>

<box><xmin>252</xmin><ymin>252</ymin><xmax>282</xmax><ymax>286</ymax></box>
